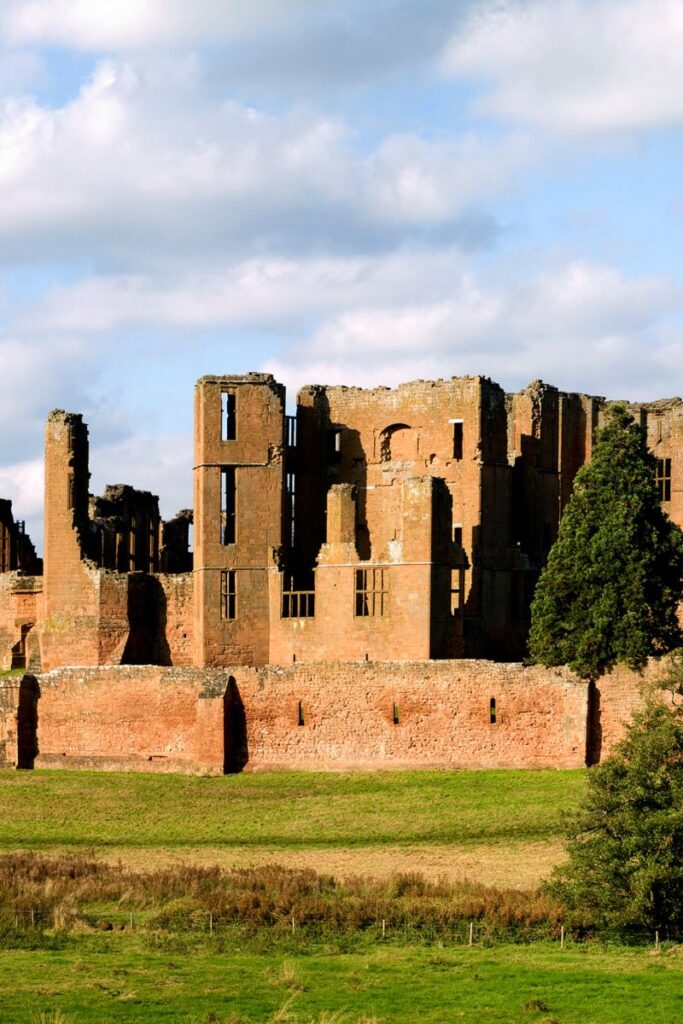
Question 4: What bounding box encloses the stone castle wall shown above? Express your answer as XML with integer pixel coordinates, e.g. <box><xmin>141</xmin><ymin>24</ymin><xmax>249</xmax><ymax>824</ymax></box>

<box><xmin>0</xmin><ymin>659</ymin><xmax>658</xmax><ymax>775</ymax></box>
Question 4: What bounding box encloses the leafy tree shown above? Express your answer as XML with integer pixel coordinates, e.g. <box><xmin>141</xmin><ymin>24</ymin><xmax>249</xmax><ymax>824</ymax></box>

<box><xmin>528</xmin><ymin>404</ymin><xmax>683</xmax><ymax>678</ymax></box>
<box><xmin>548</xmin><ymin>697</ymin><xmax>683</xmax><ymax>936</ymax></box>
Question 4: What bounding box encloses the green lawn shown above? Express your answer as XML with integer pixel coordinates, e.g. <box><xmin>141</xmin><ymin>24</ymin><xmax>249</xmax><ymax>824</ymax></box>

<box><xmin>1</xmin><ymin>936</ymin><xmax>681</xmax><ymax>1024</ymax></box>
<box><xmin>0</xmin><ymin>768</ymin><xmax>585</xmax><ymax>850</ymax></box>
<box><xmin>2</xmin><ymin>768</ymin><xmax>633</xmax><ymax>1023</ymax></box>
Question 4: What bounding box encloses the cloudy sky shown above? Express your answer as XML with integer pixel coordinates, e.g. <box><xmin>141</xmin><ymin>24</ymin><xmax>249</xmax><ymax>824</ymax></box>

<box><xmin>2</xmin><ymin>0</ymin><xmax>683</xmax><ymax>546</ymax></box>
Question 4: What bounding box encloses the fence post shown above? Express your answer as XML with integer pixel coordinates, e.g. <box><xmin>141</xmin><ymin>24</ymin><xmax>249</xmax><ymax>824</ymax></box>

<box><xmin>468</xmin><ymin>922</ymin><xmax>474</xmax><ymax>946</ymax></box>
<box><xmin>382</xmin><ymin>919</ymin><xmax>386</xmax><ymax>939</ymax></box>
<box><xmin>560</xmin><ymin>925</ymin><xmax>565</xmax><ymax>949</ymax></box>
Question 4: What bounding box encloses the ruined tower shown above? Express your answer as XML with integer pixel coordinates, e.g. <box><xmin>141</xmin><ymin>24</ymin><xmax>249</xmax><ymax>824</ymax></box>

<box><xmin>193</xmin><ymin>374</ymin><xmax>286</xmax><ymax>666</ymax></box>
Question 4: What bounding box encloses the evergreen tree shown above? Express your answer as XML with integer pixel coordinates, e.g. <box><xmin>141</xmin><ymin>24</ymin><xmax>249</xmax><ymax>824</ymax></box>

<box><xmin>548</xmin><ymin>698</ymin><xmax>683</xmax><ymax>935</ymax></box>
<box><xmin>528</xmin><ymin>405</ymin><xmax>683</xmax><ymax>678</ymax></box>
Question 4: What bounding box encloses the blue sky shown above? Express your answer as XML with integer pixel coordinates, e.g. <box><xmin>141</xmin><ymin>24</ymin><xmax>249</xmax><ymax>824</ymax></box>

<box><xmin>2</xmin><ymin>0</ymin><xmax>683</xmax><ymax>546</ymax></box>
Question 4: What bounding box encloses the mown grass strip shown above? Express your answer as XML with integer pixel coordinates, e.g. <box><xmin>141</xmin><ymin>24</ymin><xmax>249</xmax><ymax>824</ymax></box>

<box><xmin>0</xmin><ymin>769</ymin><xmax>586</xmax><ymax>851</ymax></box>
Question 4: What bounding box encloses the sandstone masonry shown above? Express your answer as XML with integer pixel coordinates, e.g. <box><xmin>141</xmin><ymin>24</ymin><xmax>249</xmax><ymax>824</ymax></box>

<box><xmin>0</xmin><ymin>374</ymin><xmax>679</xmax><ymax>772</ymax></box>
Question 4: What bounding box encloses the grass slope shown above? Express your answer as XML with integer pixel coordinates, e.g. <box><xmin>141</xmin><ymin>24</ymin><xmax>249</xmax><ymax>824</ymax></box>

<box><xmin>0</xmin><ymin>769</ymin><xmax>585</xmax><ymax>849</ymax></box>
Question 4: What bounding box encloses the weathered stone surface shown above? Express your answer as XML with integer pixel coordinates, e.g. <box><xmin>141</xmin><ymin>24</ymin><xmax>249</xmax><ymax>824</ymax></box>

<box><xmin>0</xmin><ymin>372</ymin><xmax>680</xmax><ymax>774</ymax></box>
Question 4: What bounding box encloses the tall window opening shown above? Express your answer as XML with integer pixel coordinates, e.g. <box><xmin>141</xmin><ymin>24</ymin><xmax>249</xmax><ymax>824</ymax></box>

<box><xmin>355</xmin><ymin>567</ymin><xmax>388</xmax><ymax>617</ymax></box>
<box><xmin>221</xmin><ymin>468</ymin><xmax>236</xmax><ymax>544</ymax></box>
<box><xmin>327</xmin><ymin>427</ymin><xmax>342</xmax><ymax>464</ymax></box>
<box><xmin>221</xmin><ymin>390</ymin><xmax>237</xmax><ymax>441</ymax></box>
<box><xmin>221</xmin><ymin>569</ymin><xmax>236</xmax><ymax>620</ymax></box>
<box><xmin>453</xmin><ymin>523</ymin><xmax>463</xmax><ymax>547</ymax></box>
<box><xmin>129</xmin><ymin>517</ymin><xmax>137</xmax><ymax>571</ymax></box>
<box><xmin>0</xmin><ymin>525</ymin><xmax>9</xmax><ymax>572</ymax></box>
<box><xmin>286</xmin><ymin>471</ymin><xmax>296</xmax><ymax>546</ymax></box>
<box><xmin>489</xmin><ymin>697</ymin><xmax>497</xmax><ymax>724</ymax></box>
<box><xmin>450</xmin><ymin>569</ymin><xmax>463</xmax><ymax>615</ymax></box>
<box><xmin>657</xmin><ymin>458</ymin><xmax>672</xmax><ymax>502</ymax></box>
<box><xmin>450</xmin><ymin>419</ymin><xmax>464</xmax><ymax>460</ymax></box>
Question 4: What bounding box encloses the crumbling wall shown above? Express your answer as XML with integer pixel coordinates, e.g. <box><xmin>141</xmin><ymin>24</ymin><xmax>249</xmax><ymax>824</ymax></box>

<box><xmin>232</xmin><ymin>660</ymin><xmax>588</xmax><ymax>770</ymax></box>
<box><xmin>24</xmin><ymin>660</ymin><xmax>592</xmax><ymax>773</ymax></box>
<box><xmin>587</xmin><ymin>660</ymin><xmax>665</xmax><ymax>761</ymax></box>
<box><xmin>33</xmin><ymin>665</ymin><xmax>225</xmax><ymax>773</ymax></box>
<box><xmin>158</xmin><ymin>573</ymin><xmax>194</xmax><ymax>665</ymax></box>
<box><xmin>0</xmin><ymin>675</ymin><xmax>20</xmax><ymax>767</ymax></box>
<box><xmin>0</xmin><ymin>575</ymin><xmax>42</xmax><ymax>671</ymax></box>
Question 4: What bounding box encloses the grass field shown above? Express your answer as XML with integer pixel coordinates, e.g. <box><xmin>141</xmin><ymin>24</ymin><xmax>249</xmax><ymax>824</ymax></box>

<box><xmin>2</xmin><ymin>936</ymin><xmax>682</xmax><ymax>1023</ymax></box>
<box><xmin>4</xmin><ymin>767</ymin><xmax>680</xmax><ymax>1023</ymax></box>
<box><xmin>0</xmin><ymin>768</ymin><xmax>586</xmax><ymax>886</ymax></box>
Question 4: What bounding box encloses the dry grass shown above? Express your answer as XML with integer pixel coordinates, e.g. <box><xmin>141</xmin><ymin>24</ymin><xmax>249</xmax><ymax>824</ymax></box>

<box><xmin>73</xmin><ymin>839</ymin><xmax>565</xmax><ymax>889</ymax></box>
<box><xmin>0</xmin><ymin>851</ymin><xmax>565</xmax><ymax>941</ymax></box>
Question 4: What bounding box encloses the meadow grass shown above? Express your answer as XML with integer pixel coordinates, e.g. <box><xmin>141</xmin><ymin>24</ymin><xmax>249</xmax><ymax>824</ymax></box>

<box><xmin>0</xmin><ymin>768</ymin><xmax>585</xmax><ymax>850</ymax></box>
<box><xmin>0</xmin><ymin>769</ymin><xmax>679</xmax><ymax>1022</ymax></box>
<box><xmin>1</xmin><ymin>935</ymin><xmax>682</xmax><ymax>1023</ymax></box>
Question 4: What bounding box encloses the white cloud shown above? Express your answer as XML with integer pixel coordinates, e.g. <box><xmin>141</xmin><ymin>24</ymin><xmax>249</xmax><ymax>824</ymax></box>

<box><xmin>0</xmin><ymin>458</ymin><xmax>43</xmax><ymax>519</ymax></box>
<box><xmin>2</xmin><ymin>0</ymin><xmax>317</xmax><ymax>50</ymax></box>
<box><xmin>19</xmin><ymin>248</ymin><xmax>470</xmax><ymax>333</ymax></box>
<box><xmin>443</xmin><ymin>0</ymin><xmax>683</xmax><ymax>135</ymax></box>
<box><xmin>0</xmin><ymin>334</ymin><xmax>100</xmax><ymax>460</ymax></box>
<box><xmin>0</xmin><ymin>57</ymin><xmax>524</xmax><ymax>266</ymax></box>
<box><xmin>263</xmin><ymin>261</ymin><xmax>683</xmax><ymax>400</ymax></box>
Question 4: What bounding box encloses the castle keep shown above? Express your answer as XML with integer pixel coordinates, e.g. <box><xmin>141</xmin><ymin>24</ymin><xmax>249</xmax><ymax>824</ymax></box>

<box><xmin>0</xmin><ymin>374</ymin><xmax>680</xmax><ymax>773</ymax></box>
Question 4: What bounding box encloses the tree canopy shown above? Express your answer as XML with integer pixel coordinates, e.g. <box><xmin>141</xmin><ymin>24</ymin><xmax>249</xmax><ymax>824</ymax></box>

<box><xmin>528</xmin><ymin>404</ymin><xmax>683</xmax><ymax>679</ymax></box>
<box><xmin>548</xmin><ymin>698</ymin><xmax>683</xmax><ymax>935</ymax></box>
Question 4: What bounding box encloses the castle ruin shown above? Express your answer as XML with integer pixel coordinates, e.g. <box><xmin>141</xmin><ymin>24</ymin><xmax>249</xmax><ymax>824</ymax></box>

<box><xmin>0</xmin><ymin>374</ymin><xmax>679</xmax><ymax>773</ymax></box>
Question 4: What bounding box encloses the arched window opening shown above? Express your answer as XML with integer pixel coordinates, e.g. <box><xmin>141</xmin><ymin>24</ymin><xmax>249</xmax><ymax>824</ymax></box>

<box><xmin>379</xmin><ymin>423</ymin><xmax>412</xmax><ymax>463</ymax></box>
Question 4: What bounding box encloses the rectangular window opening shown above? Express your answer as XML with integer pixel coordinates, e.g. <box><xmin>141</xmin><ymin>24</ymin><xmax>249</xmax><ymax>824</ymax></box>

<box><xmin>286</xmin><ymin>471</ymin><xmax>296</xmax><ymax>547</ymax></box>
<box><xmin>281</xmin><ymin>574</ymin><xmax>315</xmax><ymax>618</ymax></box>
<box><xmin>298</xmin><ymin>701</ymin><xmax>305</xmax><ymax>727</ymax></box>
<box><xmin>221</xmin><ymin>467</ymin><xmax>236</xmax><ymax>545</ymax></box>
<box><xmin>392</xmin><ymin>703</ymin><xmax>400</xmax><ymax>726</ymax></box>
<box><xmin>221</xmin><ymin>390</ymin><xmax>237</xmax><ymax>441</ymax></box>
<box><xmin>450</xmin><ymin>569</ymin><xmax>463</xmax><ymax>616</ymax></box>
<box><xmin>129</xmin><ymin>518</ymin><xmax>137</xmax><ymax>572</ymax></box>
<box><xmin>489</xmin><ymin>697</ymin><xmax>497</xmax><ymax>725</ymax></box>
<box><xmin>355</xmin><ymin>567</ymin><xmax>388</xmax><ymax>617</ymax></box>
<box><xmin>453</xmin><ymin>524</ymin><xmax>463</xmax><ymax>547</ymax></box>
<box><xmin>327</xmin><ymin>428</ymin><xmax>342</xmax><ymax>464</ymax></box>
<box><xmin>656</xmin><ymin>457</ymin><xmax>672</xmax><ymax>502</ymax></box>
<box><xmin>451</xmin><ymin>420</ymin><xmax>463</xmax><ymax>460</ymax></box>
<box><xmin>220</xmin><ymin>569</ymin><xmax>236</xmax><ymax>620</ymax></box>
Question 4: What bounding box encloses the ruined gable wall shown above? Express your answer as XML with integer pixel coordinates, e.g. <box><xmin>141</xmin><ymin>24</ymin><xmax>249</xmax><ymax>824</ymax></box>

<box><xmin>299</xmin><ymin>377</ymin><xmax>491</xmax><ymax>568</ymax></box>
<box><xmin>40</xmin><ymin>411</ymin><xmax>104</xmax><ymax>670</ymax></box>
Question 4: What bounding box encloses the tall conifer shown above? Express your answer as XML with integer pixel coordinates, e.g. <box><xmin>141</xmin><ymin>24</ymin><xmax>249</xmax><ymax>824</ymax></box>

<box><xmin>528</xmin><ymin>405</ymin><xmax>683</xmax><ymax>678</ymax></box>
